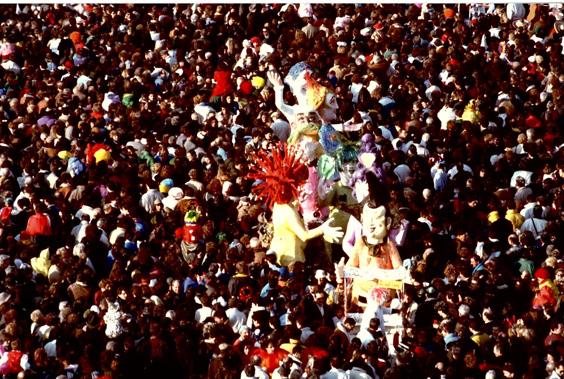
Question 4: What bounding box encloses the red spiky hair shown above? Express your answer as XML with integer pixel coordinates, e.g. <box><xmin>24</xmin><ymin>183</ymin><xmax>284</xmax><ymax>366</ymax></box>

<box><xmin>247</xmin><ymin>143</ymin><xmax>309</xmax><ymax>208</ymax></box>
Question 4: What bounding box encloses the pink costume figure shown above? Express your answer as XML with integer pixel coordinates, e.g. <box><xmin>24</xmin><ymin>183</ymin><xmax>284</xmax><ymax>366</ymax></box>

<box><xmin>299</xmin><ymin>166</ymin><xmax>329</xmax><ymax>227</ymax></box>
<box><xmin>342</xmin><ymin>215</ymin><xmax>362</xmax><ymax>257</ymax></box>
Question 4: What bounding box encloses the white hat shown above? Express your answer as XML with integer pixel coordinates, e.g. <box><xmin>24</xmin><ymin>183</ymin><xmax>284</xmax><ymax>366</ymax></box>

<box><xmin>458</xmin><ymin>304</ymin><xmax>470</xmax><ymax>317</ymax></box>
<box><xmin>218</xmin><ymin>342</ymin><xmax>230</xmax><ymax>351</ymax></box>
<box><xmin>222</xmin><ymin>181</ymin><xmax>232</xmax><ymax>195</ymax></box>
<box><xmin>360</xmin><ymin>27</ymin><xmax>372</xmax><ymax>37</ymax></box>
<box><xmin>249</xmin><ymin>237</ymin><xmax>260</xmax><ymax>249</ymax></box>
<box><xmin>212</xmin><ymin>296</ymin><xmax>227</xmax><ymax>308</ymax></box>
<box><xmin>150</xmin><ymin>295</ymin><xmax>163</xmax><ymax>306</ymax></box>
<box><xmin>168</xmin><ymin>187</ymin><xmax>184</xmax><ymax>200</ymax></box>
<box><xmin>0</xmin><ymin>292</ymin><xmax>10</xmax><ymax>305</ymax></box>
<box><xmin>315</xmin><ymin>269</ymin><xmax>327</xmax><ymax>280</ymax></box>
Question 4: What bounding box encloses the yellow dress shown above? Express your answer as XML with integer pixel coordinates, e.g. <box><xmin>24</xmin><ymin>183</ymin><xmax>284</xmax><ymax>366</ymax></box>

<box><xmin>271</xmin><ymin>203</ymin><xmax>307</xmax><ymax>266</ymax></box>
<box><xmin>269</xmin><ymin>200</ymin><xmax>341</xmax><ymax>267</ymax></box>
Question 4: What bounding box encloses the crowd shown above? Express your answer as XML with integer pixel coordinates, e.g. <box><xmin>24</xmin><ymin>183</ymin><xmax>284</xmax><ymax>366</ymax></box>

<box><xmin>0</xmin><ymin>3</ymin><xmax>562</xmax><ymax>379</ymax></box>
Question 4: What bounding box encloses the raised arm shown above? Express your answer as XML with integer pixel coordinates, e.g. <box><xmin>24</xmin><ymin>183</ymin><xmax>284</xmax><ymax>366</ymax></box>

<box><xmin>342</xmin><ymin>215</ymin><xmax>361</xmax><ymax>257</ymax></box>
<box><xmin>267</xmin><ymin>70</ymin><xmax>297</xmax><ymax>124</ymax></box>
<box><xmin>274</xmin><ymin>203</ymin><xmax>342</xmax><ymax>243</ymax></box>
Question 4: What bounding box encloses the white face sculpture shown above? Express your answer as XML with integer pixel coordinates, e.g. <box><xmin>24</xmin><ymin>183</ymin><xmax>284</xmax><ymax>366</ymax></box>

<box><xmin>361</xmin><ymin>204</ymin><xmax>390</xmax><ymax>246</ymax></box>
<box><xmin>295</xmin><ymin>111</ymin><xmax>321</xmax><ymax>126</ymax></box>
<box><xmin>318</xmin><ymin>92</ymin><xmax>338</xmax><ymax>123</ymax></box>
<box><xmin>286</xmin><ymin>63</ymin><xmax>338</xmax><ymax>124</ymax></box>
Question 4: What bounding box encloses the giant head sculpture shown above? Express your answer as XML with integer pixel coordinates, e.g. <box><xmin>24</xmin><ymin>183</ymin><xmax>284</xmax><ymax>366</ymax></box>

<box><xmin>361</xmin><ymin>171</ymin><xmax>391</xmax><ymax>246</ymax></box>
<box><xmin>285</xmin><ymin>62</ymin><xmax>339</xmax><ymax>124</ymax></box>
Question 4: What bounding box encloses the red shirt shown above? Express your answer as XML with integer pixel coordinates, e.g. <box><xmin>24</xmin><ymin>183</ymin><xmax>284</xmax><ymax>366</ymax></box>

<box><xmin>175</xmin><ymin>224</ymin><xmax>202</xmax><ymax>244</ymax></box>
<box><xmin>211</xmin><ymin>69</ymin><xmax>234</xmax><ymax>98</ymax></box>
<box><xmin>0</xmin><ymin>206</ymin><xmax>12</xmax><ymax>224</ymax></box>
<box><xmin>26</xmin><ymin>212</ymin><xmax>52</xmax><ymax>236</ymax></box>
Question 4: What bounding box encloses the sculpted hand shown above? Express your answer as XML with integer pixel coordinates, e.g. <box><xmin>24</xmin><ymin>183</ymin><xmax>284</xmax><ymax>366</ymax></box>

<box><xmin>334</xmin><ymin>257</ymin><xmax>345</xmax><ymax>283</ymax></box>
<box><xmin>321</xmin><ymin>217</ymin><xmax>343</xmax><ymax>243</ymax></box>
<box><xmin>267</xmin><ymin>70</ymin><xmax>284</xmax><ymax>89</ymax></box>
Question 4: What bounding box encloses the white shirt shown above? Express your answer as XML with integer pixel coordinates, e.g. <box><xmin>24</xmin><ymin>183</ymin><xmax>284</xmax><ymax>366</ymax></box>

<box><xmin>71</xmin><ymin>220</ymin><xmax>88</xmax><ymax>242</ymax></box>
<box><xmin>447</xmin><ymin>164</ymin><xmax>473</xmax><ymax>179</ymax></box>
<box><xmin>350</xmin><ymin>83</ymin><xmax>363</xmax><ymax>103</ymax></box>
<box><xmin>195</xmin><ymin>305</ymin><xmax>213</xmax><ymax>324</ymax></box>
<box><xmin>520</xmin><ymin>218</ymin><xmax>547</xmax><ymax>239</ymax></box>
<box><xmin>356</xmin><ymin>328</ymin><xmax>376</xmax><ymax>349</ymax></box>
<box><xmin>241</xmin><ymin>365</ymin><xmax>269</xmax><ymax>379</ymax></box>
<box><xmin>109</xmin><ymin>227</ymin><xmax>126</xmax><ymax>245</ymax></box>
<box><xmin>75</xmin><ymin>225</ymin><xmax>109</xmax><ymax>247</ymax></box>
<box><xmin>76</xmin><ymin>74</ymin><xmax>92</xmax><ymax>90</ymax></box>
<box><xmin>47</xmin><ymin>38</ymin><xmax>61</xmax><ymax>54</ymax></box>
<box><xmin>334</xmin><ymin>322</ymin><xmax>355</xmax><ymax>342</ymax></box>
<box><xmin>194</xmin><ymin>103</ymin><xmax>216</xmax><ymax>123</ymax></box>
<box><xmin>438</xmin><ymin>105</ymin><xmax>457</xmax><ymax>130</ymax></box>
<box><xmin>162</xmin><ymin>195</ymin><xmax>179</xmax><ymax>211</ymax></box>
<box><xmin>185</xmin><ymin>180</ymin><xmax>205</xmax><ymax>193</ymax></box>
<box><xmin>506</xmin><ymin>3</ymin><xmax>526</xmax><ymax>20</ymax></box>
<box><xmin>393</xmin><ymin>164</ymin><xmax>411</xmax><ymax>184</ymax></box>
<box><xmin>520</xmin><ymin>204</ymin><xmax>549</xmax><ymax>219</ymax></box>
<box><xmin>433</xmin><ymin>169</ymin><xmax>449</xmax><ymax>192</ymax></box>
<box><xmin>347</xmin><ymin>366</ymin><xmax>377</xmax><ymax>379</ymax></box>
<box><xmin>361</xmin><ymin>303</ymin><xmax>389</xmax><ymax>334</ymax></box>
<box><xmin>226</xmin><ymin>307</ymin><xmax>247</xmax><ymax>333</ymax></box>
<box><xmin>510</xmin><ymin>170</ymin><xmax>533</xmax><ymax>187</ymax></box>
<box><xmin>300</xmin><ymin>326</ymin><xmax>315</xmax><ymax>344</ymax></box>
<box><xmin>320</xmin><ymin>367</ymin><xmax>347</xmax><ymax>379</ymax></box>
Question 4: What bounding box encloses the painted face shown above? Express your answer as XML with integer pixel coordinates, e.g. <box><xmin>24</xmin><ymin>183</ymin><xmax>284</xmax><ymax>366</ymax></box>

<box><xmin>361</xmin><ymin>204</ymin><xmax>389</xmax><ymax>245</ymax></box>
<box><xmin>319</xmin><ymin>92</ymin><xmax>338</xmax><ymax>123</ymax></box>
<box><xmin>295</xmin><ymin>111</ymin><xmax>321</xmax><ymax>126</ymax></box>
<box><xmin>286</xmin><ymin>62</ymin><xmax>338</xmax><ymax>124</ymax></box>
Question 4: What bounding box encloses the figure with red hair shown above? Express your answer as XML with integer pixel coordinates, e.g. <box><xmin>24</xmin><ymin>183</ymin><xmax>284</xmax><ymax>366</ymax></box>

<box><xmin>247</xmin><ymin>143</ymin><xmax>342</xmax><ymax>266</ymax></box>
